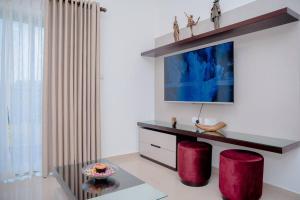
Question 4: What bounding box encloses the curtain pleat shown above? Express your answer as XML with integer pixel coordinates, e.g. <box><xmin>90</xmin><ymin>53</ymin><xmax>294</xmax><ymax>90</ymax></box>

<box><xmin>42</xmin><ymin>0</ymin><xmax>50</xmax><ymax>179</ymax></box>
<box><xmin>87</xmin><ymin>1</ymin><xmax>91</xmax><ymax>164</ymax></box>
<box><xmin>90</xmin><ymin>2</ymin><xmax>96</xmax><ymax>161</ymax></box>
<box><xmin>57</xmin><ymin>0</ymin><xmax>63</xmax><ymax>167</ymax></box>
<box><xmin>42</xmin><ymin>0</ymin><xmax>102</xmax><ymax>177</ymax></box>
<box><xmin>62</xmin><ymin>0</ymin><xmax>69</xmax><ymax>167</ymax></box>
<box><xmin>95</xmin><ymin>2</ymin><xmax>101</xmax><ymax>159</ymax></box>
<box><xmin>82</xmin><ymin>2</ymin><xmax>87</xmax><ymax>164</ymax></box>
<box><xmin>69</xmin><ymin>2</ymin><xmax>75</xmax><ymax>192</ymax></box>
<box><xmin>77</xmin><ymin>2</ymin><xmax>83</xmax><ymax>165</ymax></box>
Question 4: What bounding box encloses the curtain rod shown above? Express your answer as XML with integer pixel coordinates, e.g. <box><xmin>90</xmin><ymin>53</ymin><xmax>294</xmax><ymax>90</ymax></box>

<box><xmin>52</xmin><ymin>0</ymin><xmax>107</xmax><ymax>12</ymax></box>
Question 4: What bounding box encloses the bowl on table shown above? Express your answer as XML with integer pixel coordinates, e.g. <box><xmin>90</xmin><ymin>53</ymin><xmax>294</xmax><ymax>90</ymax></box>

<box><xmin>82</xmin><ymin>163</ymin><xmax>116</xmax><ymax>180</ymax></box>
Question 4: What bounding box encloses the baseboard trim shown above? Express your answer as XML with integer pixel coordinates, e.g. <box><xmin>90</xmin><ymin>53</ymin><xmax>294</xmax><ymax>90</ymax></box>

<box><xmin>140</xmin><ymin>154</ymin><xmax>177</xmax><ymax>171</ymax></box>
<box><xmin>104</xmin><ymin>152</ymin><xmax>139</xmax><ymax>160</ymax></box>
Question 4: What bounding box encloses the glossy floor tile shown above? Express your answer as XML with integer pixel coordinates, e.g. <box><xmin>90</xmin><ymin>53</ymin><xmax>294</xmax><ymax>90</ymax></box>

<box><xmin>0</xmin><ymin>153</ymin><xmax>299</xmax><ymax>200</ymax></box>
<box><xmin>0</xmin><ymin>175</ymin><xmax>68</xmax><ymax>200</ymax></box>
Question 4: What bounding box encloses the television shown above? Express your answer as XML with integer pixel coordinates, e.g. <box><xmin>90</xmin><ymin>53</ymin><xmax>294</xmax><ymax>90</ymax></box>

<box><xmin>164</xmin><ymin>41</ymin><xmax>234</xmax><ymax>103</ymax></box>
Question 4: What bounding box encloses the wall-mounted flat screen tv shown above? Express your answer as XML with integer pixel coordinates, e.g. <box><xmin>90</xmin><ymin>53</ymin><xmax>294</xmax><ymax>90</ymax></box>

<box><xmin>164</xmin><ymin>41</ymin><xmax>234</xmax><ymax>103</ymax></box>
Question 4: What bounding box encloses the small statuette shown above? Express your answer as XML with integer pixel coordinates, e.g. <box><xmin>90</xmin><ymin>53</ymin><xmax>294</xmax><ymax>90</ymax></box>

<box><xmin>211</xmin><ymin>0</ymin><xmax>221</xmax><ymax>29</ymax></box>
<box><xmin>185</xmin><ymin>12</ymin><xmax>200</xmax><ymax>37</ymax></box>
<box><xmin>171</xmin><ymin>117</ymin><xmax>177</xmax><ymax>128</ymax></box>
<box><xmin>173</xmin><ymin>16</ymin><xmax>180</xmax><ymax>42</ymax></box>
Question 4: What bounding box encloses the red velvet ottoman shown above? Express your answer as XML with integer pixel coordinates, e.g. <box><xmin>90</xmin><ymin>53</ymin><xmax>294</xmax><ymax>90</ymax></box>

<box><xmin>178</xmin><ymin>141</ymin><xmax>212</xmax><ymax>186</ymax></box>
<box><xmin>219</xmin><ymin>149</ymin><xmax>264</xmax><ymax>200</ymax></box>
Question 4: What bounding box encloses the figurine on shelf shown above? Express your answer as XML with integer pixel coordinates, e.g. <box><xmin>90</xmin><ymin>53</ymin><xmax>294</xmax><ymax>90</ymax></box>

<box><xmin>173</xmin><ymin>16</ymin><xmax>180</xmax><ymax>42</ymax></box>
<box><xmin>185</xmin><ymin>12</ymin><xmax>200</xmax><ymax>37</ymax></box>
<box><xmin>211</xmin><ymin>0</ymin><xmax>221</xmax><ymax>29</ymax></box>
<box><xmin>171</xmin><ymin>117</ymin><xmax>177</xmax><ymax>128</ymax></box>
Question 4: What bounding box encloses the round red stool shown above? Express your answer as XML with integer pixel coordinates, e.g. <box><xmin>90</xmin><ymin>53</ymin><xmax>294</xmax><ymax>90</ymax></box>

<box><xmin>219</xmin><ymin>149</ymin><xmax>264</xmax><ymax>200</ymax></box>
<box><xmin>178</xmin><ymin>141</ymin><xmax>212</xmax><ymax>186</ymax></box>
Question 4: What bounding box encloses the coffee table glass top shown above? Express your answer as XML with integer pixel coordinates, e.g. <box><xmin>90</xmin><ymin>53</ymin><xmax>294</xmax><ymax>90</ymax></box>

<box><xmin>54</xmin><ymin>160</ymin><xmax>166</xmax><ymax>200</ymax></box>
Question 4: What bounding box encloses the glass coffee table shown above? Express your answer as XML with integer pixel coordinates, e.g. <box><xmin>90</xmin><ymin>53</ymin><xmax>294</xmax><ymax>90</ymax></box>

<box><xmin>54</xmin><ymin>160</ymin><xmax>167</xmax><ymax>200</ymax></box>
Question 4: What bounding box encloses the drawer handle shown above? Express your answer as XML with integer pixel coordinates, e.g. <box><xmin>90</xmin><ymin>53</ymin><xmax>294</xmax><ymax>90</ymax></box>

<box><xmin>150</xmin><ymin>144</ymin><xmax>161</xmax><ymax>149</ymax></box>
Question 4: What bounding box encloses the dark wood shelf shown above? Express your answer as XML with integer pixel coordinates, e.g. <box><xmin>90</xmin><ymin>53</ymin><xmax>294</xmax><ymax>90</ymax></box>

<box><xmin>137</xmin><ymin>121</ymin><xmax>300</xmax><ymax>154</ymax></box>
<box><xmin>141</xmin><ymin>7</ymin><xmax>299</xmax><ymax>57</ymax></box>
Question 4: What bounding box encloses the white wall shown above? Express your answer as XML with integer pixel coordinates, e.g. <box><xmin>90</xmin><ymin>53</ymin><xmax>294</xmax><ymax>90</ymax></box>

<box><xmin>98</xmin><ymin>0</ymin><xmax>300</xmax><ymax>193</ymax></box>
<box><xmin>154</xmin><ymin>0</ymin><xmax>300</xmax><ymax>194</ymax></box>
<box><xmin>99</xmin><ymin>0</ymin><xmax>156</xmax><ymax>158</ymax></box>
<box><xmin>98</xmin><ymin>0</ymin><xmax>258</xmax><ymax>159</ymax></box>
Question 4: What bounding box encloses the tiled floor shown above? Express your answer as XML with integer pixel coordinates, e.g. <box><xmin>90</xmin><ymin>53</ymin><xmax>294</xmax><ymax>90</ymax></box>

<box><xmin>0</xmin><ymin>174</ymin><xmax>68</xmax><ymax>200</ymax></box>
<box><xmin>108</xmin><ymin>154</ymin><xmax>300</xmax><ymax>200</ymax></box>
<box><xmin>0</xmin><ymin>153</ymin><xmax>299</xmax><ymax>200</ymax></box>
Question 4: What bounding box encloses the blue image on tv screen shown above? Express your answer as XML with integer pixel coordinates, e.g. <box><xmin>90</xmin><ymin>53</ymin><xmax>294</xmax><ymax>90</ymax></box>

<box><xmin>164</xmin><ymin>42</ymin><xmax>234</xmax><ymax>103</ymax></box>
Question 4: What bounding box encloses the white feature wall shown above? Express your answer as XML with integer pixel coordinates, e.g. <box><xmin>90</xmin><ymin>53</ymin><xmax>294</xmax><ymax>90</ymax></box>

<box><xmin>99</xmin><ymin>0</ymin><xmax>156</xmax><ymax>158</ymax></box>
<box><xmin>98</xmin><ymin>0</ymin><xmax>258</xmax><ymax>159</ymax></box>
<box><xmin>154</xmin><ymin>0</ymin><xmax>300</xmax><ymax>194</ymax></box>
<box><xmin>98</xmin><ymin>0</ymin><xmax>300</xmax><ymax>194</ymax></box>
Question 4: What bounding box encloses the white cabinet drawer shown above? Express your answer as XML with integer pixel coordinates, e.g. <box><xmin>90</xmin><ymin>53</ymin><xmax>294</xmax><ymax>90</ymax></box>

<box><xmin>139</xmin><ymin>128</ymin><xmax>176</xmax><ymax>152</ymax></box>
<box><xmin>139</xmin><ymin>141</ymin><xmax>176</xmax><ymax>168</ymax></box>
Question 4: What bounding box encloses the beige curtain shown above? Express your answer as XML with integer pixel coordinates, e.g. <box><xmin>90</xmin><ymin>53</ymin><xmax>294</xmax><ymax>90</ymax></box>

<box><xmin>42</xmin><ymin>0</ymin><xmax>101</xmax><ymax>177</ymax></box>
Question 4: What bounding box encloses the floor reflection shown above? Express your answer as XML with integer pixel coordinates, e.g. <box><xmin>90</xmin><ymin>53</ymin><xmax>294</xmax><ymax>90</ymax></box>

<box><xmin>81</xmin><ymin>177</ymin><xmax>120</xmax><ymax>195</ymax></box>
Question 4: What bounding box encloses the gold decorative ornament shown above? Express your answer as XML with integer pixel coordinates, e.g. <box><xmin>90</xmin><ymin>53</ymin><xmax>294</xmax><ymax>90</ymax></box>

<box><xmin>195</xmin><ymin>121</ymin><xmax>226</xmax><ymax>132</ymax></box>
<box><xmin>203</xmin><ymin>131</ymin><xmax>225</xmax><ymax>137</ymax></box>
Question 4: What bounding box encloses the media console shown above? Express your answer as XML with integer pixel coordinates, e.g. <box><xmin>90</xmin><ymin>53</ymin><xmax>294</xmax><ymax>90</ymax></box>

<box><xmin>137</xmin><ymin>121</ymin><xmax>300</xmax><ymax>170</ymax></box>
<box><xmin>139</xmin><ymin>128</ymin><xmax>177</xmax><ymax>170</ymax></box>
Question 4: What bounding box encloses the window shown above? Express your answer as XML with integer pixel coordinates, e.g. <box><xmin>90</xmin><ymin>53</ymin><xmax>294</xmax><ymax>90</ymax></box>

<box><xmin>0</xmin><ymin>5</ymin><xmax>44</xmax><ymax>181</ymax></box>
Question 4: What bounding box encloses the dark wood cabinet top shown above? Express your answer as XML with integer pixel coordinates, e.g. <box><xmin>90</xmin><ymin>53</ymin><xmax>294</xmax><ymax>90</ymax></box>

<box><xmin>141</xmin><ymin>8</ymin><xmax>299</xmax><ymax>57</ymax></box>
<box><xmin>137</xmin><ymin>121</ymin><xmax>300</xmax><ymax>154</ymax></box>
